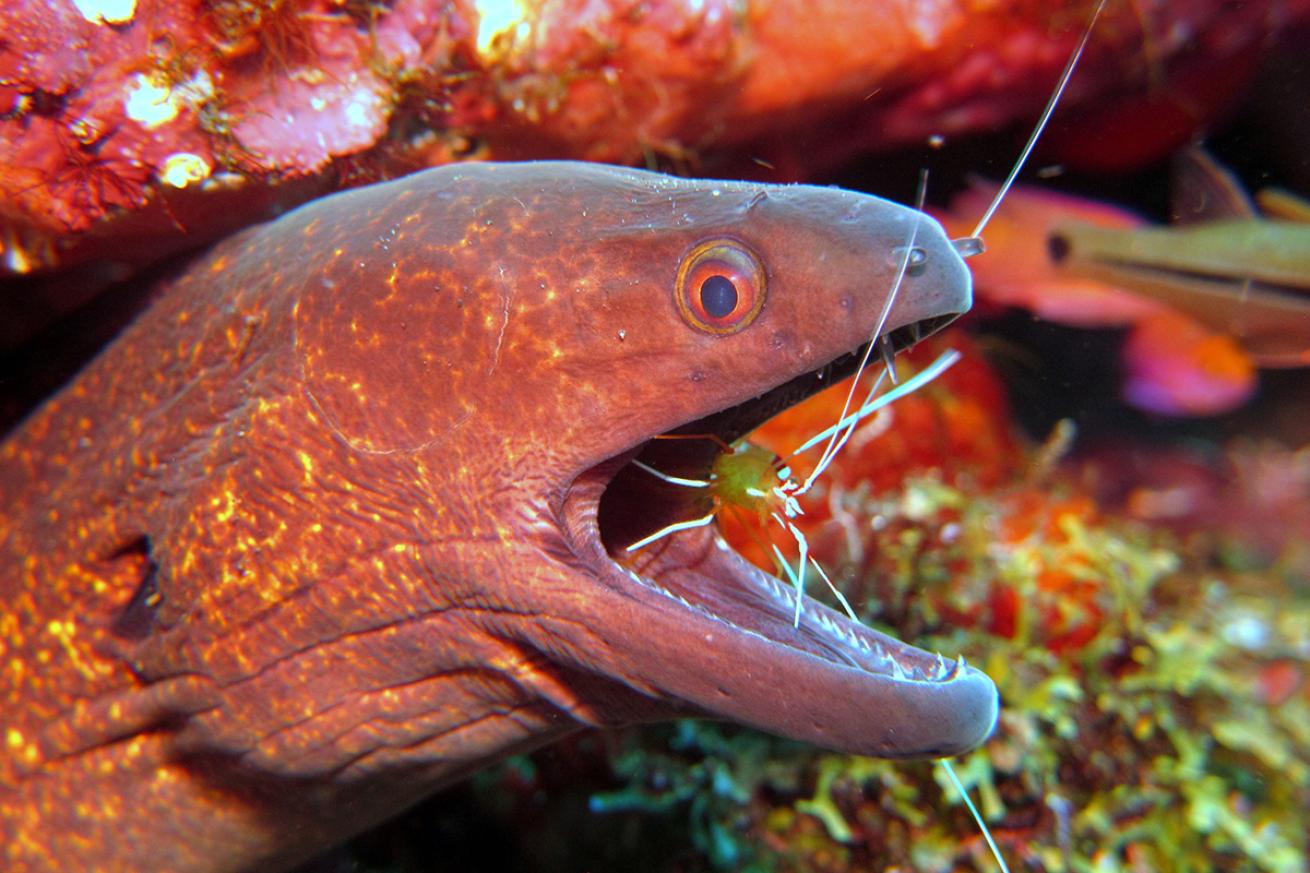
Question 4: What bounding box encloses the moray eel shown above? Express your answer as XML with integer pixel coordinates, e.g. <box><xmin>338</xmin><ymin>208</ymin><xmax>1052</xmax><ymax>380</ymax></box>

<box><xmin>0</xmin><ymin>162</ymin><xmax>994</xmax><ymax>872</ymax></box>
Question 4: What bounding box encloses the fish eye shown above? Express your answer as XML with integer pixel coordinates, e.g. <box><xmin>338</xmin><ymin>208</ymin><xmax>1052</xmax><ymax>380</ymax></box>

<box><xmin>890</xmin><ymin>245</ymin><xmax>929</xmax><ymax>277</ymax></box>
<box><xmin>675</xmin><ymin>238</ymin><xmax>766</xmax><ymax>335</ymax></box>
<box><xmin>1047</xmin><ymin>233</ymin><xmax>1071</xmax><ymax>263</ymax></box>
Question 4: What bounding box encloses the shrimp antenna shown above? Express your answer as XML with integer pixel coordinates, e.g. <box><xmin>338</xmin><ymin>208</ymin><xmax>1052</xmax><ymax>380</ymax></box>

<box><xmin>625</xmin><ymin>512</ymin><xmax>716</xmax><ymax>552</ymax></box>
<box><xmin>939</xmin><ymin>758</ymin><xmax>1012</xmax><ymax>873</ymax></box>
<box><xmin>790</xmin><ymin>349</ymin><xmax>961</xmax><ymax>455</ymax></box>
<box><xmin>958</xmin><ymin>0</ymin><xmax>1108</xmax><ymax>251</ymax></box>
<box><xmin>807</xmin><ymin>556</ymin><xmax>858</xmax><ymax>622</ymax></box>
<box><xmin>630</xmin><ymin>460</ymin><xmax>711</xmax><ymax>489</ymax></box>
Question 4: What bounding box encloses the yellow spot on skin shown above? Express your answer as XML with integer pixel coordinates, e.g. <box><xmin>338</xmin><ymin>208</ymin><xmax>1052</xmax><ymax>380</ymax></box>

<box><xmin>392</xmin><ymin>543</ymin><xmax>408</xmax><ymax>553</ymax></box>
<box><xmin>44</xmin><ymin>618</ymin><xmax>100</xmax><ymax>679</ymax></box>
<box><xmin>297</xmin><ymin>450</ymin><xmax>318</xmax><ymax>487</ymax></box>
<box><xmin>213</xmin><ymin>490</ymin><xmax>237</xmax><ymax>523</ymax></box>
<box><xmin>6</xmin><ymin>728</ymin><xmax>23</xmax><ymax>749</ymax></box>
<box><xmin>152</xmin><ymin>766</ymin><xmax>181</xmax><ymax>786</ymax></box>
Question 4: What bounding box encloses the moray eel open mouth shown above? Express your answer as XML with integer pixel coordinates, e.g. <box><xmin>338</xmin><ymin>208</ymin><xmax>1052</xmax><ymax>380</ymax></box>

<box><xmin>568</xmin><ymin>313</ymin><xmax>998</xmax><ymax>760</ymax></box>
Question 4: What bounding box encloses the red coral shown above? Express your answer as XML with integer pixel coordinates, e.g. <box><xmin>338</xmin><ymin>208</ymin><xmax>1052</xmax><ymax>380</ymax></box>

<box><xmin>49</xmin><ymin>118</ymin><xmax>153</xmax><ymax>225</ymax></box>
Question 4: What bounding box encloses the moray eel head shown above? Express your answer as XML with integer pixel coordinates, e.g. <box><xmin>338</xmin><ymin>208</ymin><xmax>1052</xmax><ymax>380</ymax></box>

<box><xmin>195</xmin><ymin>163</ymin><xmax>993</xmax><ymax>778</ymax></box>
<box><xmin>451</xmin><ymin>163</ymin><xmax>1000</xmax><ymax>759</ymax></box>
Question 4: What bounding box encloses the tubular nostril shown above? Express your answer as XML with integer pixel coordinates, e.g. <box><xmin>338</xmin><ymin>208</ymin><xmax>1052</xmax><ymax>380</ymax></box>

<box><xmin>951</xmin><ymin>236</ymin><xmax>985</xmax><ymax>259</ymax></box>
<box><xmin>888</xmin><ymin>246</ymin><xmax>928</xmax><ymax>274</ymax></box>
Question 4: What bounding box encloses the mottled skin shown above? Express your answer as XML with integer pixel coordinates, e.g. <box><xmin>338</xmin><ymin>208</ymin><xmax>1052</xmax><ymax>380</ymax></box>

<box><xmin>0</xmin><ymin>162</ymin><xmax>992</xmax><ymax>871</ymax></box>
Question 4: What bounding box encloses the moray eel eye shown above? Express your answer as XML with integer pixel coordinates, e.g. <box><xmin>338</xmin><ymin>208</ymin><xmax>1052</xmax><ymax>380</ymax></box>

<box><xmin>700</xmin><ymin>275</ymin><xmax>737</xmax><ymax>318</ymax></box>
<box><xmin>676</xmin><ymin>238</ymin><xmax>765</xmax><ymax>334</ymax></box>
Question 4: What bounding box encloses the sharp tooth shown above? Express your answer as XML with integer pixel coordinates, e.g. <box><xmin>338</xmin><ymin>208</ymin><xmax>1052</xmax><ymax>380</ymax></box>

<box><xmin>934</xmin><ymin>652</ymin><xmax>947</xmax><ymax>679</ymax></box>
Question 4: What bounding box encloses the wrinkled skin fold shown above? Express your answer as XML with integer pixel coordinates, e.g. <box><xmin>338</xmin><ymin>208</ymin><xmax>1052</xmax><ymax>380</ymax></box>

<box><xmin>0</xmin><ymin>162</ymin><xmax>992</xmax><ymax>872</ymax></box>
